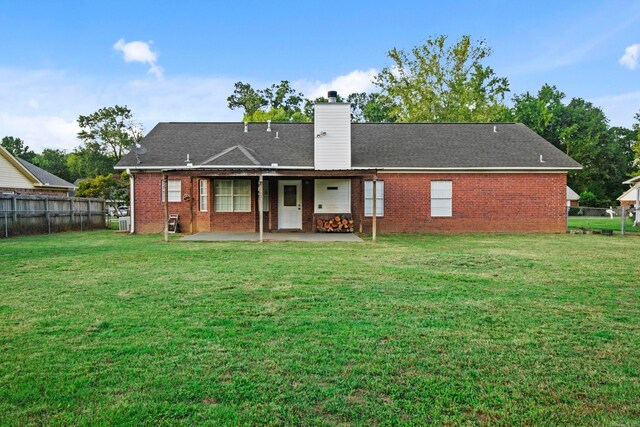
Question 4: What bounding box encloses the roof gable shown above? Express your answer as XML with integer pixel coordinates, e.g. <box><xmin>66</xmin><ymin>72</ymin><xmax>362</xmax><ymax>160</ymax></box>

<box><xmin>16</xmin><ymin>158</ymin><xmax>75</xmax><ymax>189</ymax></box>
<box><xmin>201</xmin><ymin>145</ymin><xmax>262</xmax><ymax>166</ymax></box>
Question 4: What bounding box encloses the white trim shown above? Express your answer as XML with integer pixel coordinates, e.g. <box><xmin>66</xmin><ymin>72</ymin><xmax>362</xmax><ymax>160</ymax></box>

<box><xmin>199</xmin><ymin>179</ymin><xmax>208</xmax><ymax>212</ymax></box>
<box><xmin>115</xmin><ymin>165</ymin><xmax>316</xmax><ymax>170</ymax></box>
<box><xmin>129</xmin><ymin>172</ymin><xmax>135</xmax><ymax>233</ymax></box>
<box><xmin>378</xmin><ymin>167</ymin><xmax>581</xmax><ymax>172</ymax></box>
<box><xmin>117</xmin><ymin>165</ymin><xmax>581</xmax><ymax>172</ymax></box>
<box><xmin>364</xmin><ymin>180</ymin><xmax>384</xmax><ymax>217</ymax></box>
<box><xmin>214</xmin><ymin>179</ymin><xmax>251</xmax><ymax>212</ymax></box>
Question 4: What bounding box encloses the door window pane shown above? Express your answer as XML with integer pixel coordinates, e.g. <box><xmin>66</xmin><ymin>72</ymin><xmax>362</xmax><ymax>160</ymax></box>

<box><xmin>283</xmin><ymin>185</ymin><xmax>297</xmax><ymax>206</ymax></box>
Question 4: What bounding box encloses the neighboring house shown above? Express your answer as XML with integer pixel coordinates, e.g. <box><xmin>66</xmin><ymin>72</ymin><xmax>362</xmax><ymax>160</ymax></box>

<box><xmin>115</xmin><ymin>93</ymin><xmax>581</xmax><ymax>234</ymax></box>
<box><xmin>0</xmin><ymin>146</ymin><xmax>76</xmax><ymax>196</ymax></box>
<box><xmin>566</xmin><ymin>186</ymin><xmax>580</xmax><ymax>207</ymax></box>
<box><xmin>618</xmin><ymin>178</ymin><xmax>640</xmax><ymax>208</ymax></box>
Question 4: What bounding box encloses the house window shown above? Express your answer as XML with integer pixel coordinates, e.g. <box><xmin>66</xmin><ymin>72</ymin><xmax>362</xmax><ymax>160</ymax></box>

<box><xmin>199</xmin><ymin>180</ymin><xmax>208</xmax><ymax>212</ymax></box>
<box><xmin>260</xmin><ymin>181</ymin><xmax>269</xmax><ymax>212</ymax></box>
<box><xmin>214</xmin><ymin>179</ymin><xmax>251</xmax><ymax>212</ymax></box>
<box><xmin>364</xmin><ymin>181</ymin><xmax>384</xmax><ymax>217</ymax></box>
<box><xmin>431</xmin><ymin>180</ymin><xmax>452</xmax><ymax>217</ymax></box>
<box><xmin>161</xmin><ymin>179</ymin><xmax>182</xmax><ymax>202</ymax></box>
<box><xmin>314</xmin><ymin>179</ymin><xmax>351</xmax><ymax>213</ymax></box>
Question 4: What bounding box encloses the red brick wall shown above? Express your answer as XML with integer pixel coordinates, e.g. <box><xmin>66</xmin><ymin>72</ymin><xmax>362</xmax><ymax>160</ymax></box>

<box><xmin>133</xmin><ymin>172</ymin><xmax>568</xmax><ymax>234</ymax></box>
<box><xmin>0</xmin><ymin>187</ymin><xmax>68</xmax><ymax>196</ymax></box>
<box><xmin>359</xmin><ymin>173</ymin><xmax>567</xmax><ymax>233</ymax></box>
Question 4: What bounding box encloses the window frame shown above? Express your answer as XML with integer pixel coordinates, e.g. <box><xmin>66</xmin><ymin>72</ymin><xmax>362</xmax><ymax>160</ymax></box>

<box><xmin>430</xmin><ymin>180</ymin><xmax>452</xmax><ymax>217</ymax></box>
<box><xmin>364</xmin><ymin>180</ymin><xmax>384</xmax><ymax>217</ymax></box>
<box><xmin>214</xmin><ymin>179</ymin><xmax>252</xmax><ymax>213</ymax></box>
<box><xmin>199</xmin><ymin>179</ymin><xmax>208</xmax><ymax>212</ymax></box>
<box><xmin>161</xmin><ymin>179</ymin><xmax>182</xmax><ymax>203</ymax></box>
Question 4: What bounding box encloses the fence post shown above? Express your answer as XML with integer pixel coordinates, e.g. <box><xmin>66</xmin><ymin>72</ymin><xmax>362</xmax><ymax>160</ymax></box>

<box><xmin>70</xmin><ymin>199</ymin><xmax>74</xmax><ymax>228</ymax></box>
<box><xmin>4</xmin><ymin>211</ymin><xmax>7</xmax><ymax>238</ymax></box>
<box><xmin>621</xmin><ymin>206</ymin><xmax>626</xmax><ymax>235</ymax></box>
<box><xmin>45</xmin><ymin>198</ymin><xmax>51</xmax><ymax>234</ymax></box>
<box><xmin>11</xmin><ymin>196</ymin><xmax>17</xmax><ymax>222</ymax></box>
<box><xmin>79</xmin><ymin>201</ymin><xmax>83</xmax><ymax>231</ymax></box>
<box><xmin>87</xmin><ymin>200</ymin><xmax>92</xmax><ymax>229</ymax></box>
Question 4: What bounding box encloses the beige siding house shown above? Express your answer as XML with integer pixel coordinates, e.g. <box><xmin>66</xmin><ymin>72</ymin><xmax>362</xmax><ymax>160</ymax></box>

<box><xmin>0</xmin><ymin>146</ymin><xmax>75</xmax><ymax>195</ymax></box>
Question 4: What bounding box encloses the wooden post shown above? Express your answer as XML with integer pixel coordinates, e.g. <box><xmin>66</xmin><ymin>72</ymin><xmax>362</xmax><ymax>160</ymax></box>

<box><xmin>258</xmin><ymin>175</ymin><xmax>264</xmax><ymax>242</ymax></box>
<box><xmin>87</xmin><ymin>199</ymin><xmax>92</xmax><ymax>229</ymax></box>
<box><xmin>11</xmin><ymin>195</ymin><xmax>17</xmax><ymax>222</ymax></box>
<box><xmin>372</xmin><ymin>175</ymin><xmax>377</xmax><ymax>242</ymax></box>
<box><xmin>45</xmin><ymin>198</ymin><xmax>51</xmax><ymax>234</ymax></box>
<box><xmin>189</xmin><ymin>176</ymin><xmax>194</xmax><ymax>234</ymax></box>
<box><xmin>621</xmin><ymin>206</ymin><xmax>626</xmax><ymax>235</ymax></box>
<box><xmin>163</xmin><ymin>174</ymin><xmax>169</xmax><ymax>242</ymax></box>
<box><xmin>635</xmin><ymin>187</ymin><xmax>640</xmax><ymax>227</ymax></box>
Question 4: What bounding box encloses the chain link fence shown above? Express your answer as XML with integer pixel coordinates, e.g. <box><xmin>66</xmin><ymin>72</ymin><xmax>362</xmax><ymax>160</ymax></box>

<box><xmin>567</xmin><ymin>205</ymin><xmax>639</xmax><ymax>234</ymax></box>
<box><xmin>0</xmin><ymin>194</ymin><xmax>108</xmax><ymax>239</ymax></box>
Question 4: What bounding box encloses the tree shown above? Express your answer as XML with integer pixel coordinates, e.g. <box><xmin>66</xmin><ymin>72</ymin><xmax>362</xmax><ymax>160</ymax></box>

<box><xmin>244</xmin><ymin>108</ymin><xmax>311</xmax><ymax>123</ymax></box>
<box><xmin>632</xmin><ymin>111</ymin><xmax>640</xmax><ymax>175</ymax></box>
<box><xmin>74</xmin><ymin>173</ymin><xmax>129</xmax><ymax>201</ymax></box>
<box><xmin>510</xmin><ymin>84</ymin><xmax>566</xmax><ymax>149</ymax></box>
<box><xmin>347</xmin><ymin>92</ymin><xmax>397</xmax><ymax>122</ymax></box>
<box><xmin>1</xmin><ymin>136</ymin><xmax>36</xmax><ymax>162</ymax></box>
<box><xmin>31</xmin><ymin>149</ymin><xmax>73</xmax><ymax>182</ymax></box>
<box><xmin>227</xmin><ymin>82</ymin><xmax>268</xmax><ymax>117</ymax></box>
<box><xmin>66</xmin><ymin>143</ymin><xmax>118</xmax><ymax>180</ymax></box>
<box><xmin>262</xmin><ymin>80</ymin><xmax>305</xmax><ymax>113</ymax></box>
<box><xmin>375</xmin><ymin>35</ymin><xmax>510</xmax><ymax>122</ymax></box>
<box><xmin>77</xmin><ymin>105</ymin><xmax>143</xmax><ymax>161</ymax></box>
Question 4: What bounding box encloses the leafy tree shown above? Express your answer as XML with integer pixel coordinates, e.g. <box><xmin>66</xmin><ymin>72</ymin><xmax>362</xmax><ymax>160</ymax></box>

<box><xmin>74</xmin><ymin>173</ymin><xmax>129</xmax><ymax>201</ymax></box>
<box><xmin>77</xmin><ymin>105</ymin><xmax>143</xmax><ymax>161</ymax></box>
<box><xmin>227</xmin><ymin>82</ymin><xmax>268</xmax><ymax>116</ymax></box>
<box><xmin>244</xmin><ymin>108</ymin><xmax>310</xmax><ymax>123</ymax></box>
<box><xmin>510</xmin><ymin>84</ymin><xmax>566</xmax><ymax>148</ymax></box>
<box><xmin>347</xmin><ymin>92</ymin><xmax>396</xmax><ymax>122</ymax></box>
<box><xmin>375</xmin><ymin>35</ymin><xmax>510</xmax><ymax>122</ymax></box>
<box><xmin>262</xmin><ymin>81</ymin><xmax>305</xmax><ymax>113</ymax></box>
<box><xmin>66</xmin><ymin>143</ymin><xmax>118</xmax><ymax>180</ymax></box>
<box><xmin>1</xmin><ymin>136</ymin><xmax>36</xmax><ymax>162</ymax></box>
<box><xmin>31</xmin><ymin>149</ymin><xmax>73</xmax><ymax>182</ymax></box>
<box><xmin>632</xmin><ymin>111</ymin><xmax>640</xmax><ymax>175</ymax></box>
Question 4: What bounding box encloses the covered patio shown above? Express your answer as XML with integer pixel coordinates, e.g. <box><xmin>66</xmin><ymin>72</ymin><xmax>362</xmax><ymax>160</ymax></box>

<box><xmin>179</xmin><ymin>231</ymin><xmax>364</xmax><ymax>242</ymax></box>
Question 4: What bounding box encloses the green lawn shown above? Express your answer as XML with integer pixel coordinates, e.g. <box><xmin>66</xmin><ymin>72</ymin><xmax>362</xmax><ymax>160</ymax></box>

<box><xmin>569</xmin><ymin>216</ymin><xmax>640</xmax><ymax>233</ymax></box>
<box><xmin>1</xmin><ymin>231</ymin><xmax>639</xmax><ymax>425</ymax></box>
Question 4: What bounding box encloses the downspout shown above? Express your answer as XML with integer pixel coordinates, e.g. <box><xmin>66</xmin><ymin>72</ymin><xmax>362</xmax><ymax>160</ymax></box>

<box><xmin>189</xmin><ymin>176</ymin><xmax>194</xmax><ymax>234</ymax></box>
<box><xmin>127</xmin><ymin>168</ymin><xmax>135</xmax><ymax>234</ymax></box>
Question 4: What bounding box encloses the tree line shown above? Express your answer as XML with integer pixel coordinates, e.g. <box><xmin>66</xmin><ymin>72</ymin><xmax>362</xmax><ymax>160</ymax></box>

<box><xmin>3</xmin><ymin>35</ymin><xmax>639</xmax><ymax>206</ymax></box>
<box><xmin>227</xmin><ymin>35</ymin><xmax>639</xmax><ymax>206</ymax></box>
<box><xmin>1</xmin><ymin>105</ymin><xmax>139</xmax><ymax>200</ymax></box>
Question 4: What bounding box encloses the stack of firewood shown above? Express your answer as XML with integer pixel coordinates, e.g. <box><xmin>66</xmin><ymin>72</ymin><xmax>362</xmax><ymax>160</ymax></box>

<box><xmin>316</xmin><ymin>215</ymin><xmax>354</xmax><ymax>233</ymax></box>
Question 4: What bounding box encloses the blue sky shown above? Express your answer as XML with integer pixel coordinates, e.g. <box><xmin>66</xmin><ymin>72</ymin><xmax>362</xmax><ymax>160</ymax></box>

<box><xmin>1</xmin><ymin>0</ymin><xmax>639</xmax><ymax>151</ymax></box>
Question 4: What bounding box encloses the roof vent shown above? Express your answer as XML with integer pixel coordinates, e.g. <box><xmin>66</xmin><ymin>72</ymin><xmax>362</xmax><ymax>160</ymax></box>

<box><xmin>539</xmin><ymin>154</ymin><xmax>545</xmax><ymax>163</ymax></box>
<box><xmin>274</xmin><ymin>131</ymin><xmax>279</xmax><ymax>139</ymax></box>
<box><xmin>493</xmin><ymin>125</ymin><xmax>497</xmax><ymax>133</ymax></box>
<box><xmin>244</xmin><ymin>122</ymin><xmax>248</xmax><ymax>133</ymax></box>
<box><xmin>328</xmin><ymin>91</ymin><xmax>337</xmax><ymax>103</ymax></box>
<box><xmin>267</xmin><ymin>120</ymin><xmax>272</xmax><ymax>132</ymax></box>
<box><xmin>185</xmin><ymin>154</ymin><xmax>193</xmax><ymax>167</ymax></box>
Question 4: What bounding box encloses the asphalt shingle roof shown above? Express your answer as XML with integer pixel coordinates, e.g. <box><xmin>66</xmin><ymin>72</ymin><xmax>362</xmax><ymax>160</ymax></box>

<box><xmin>17</xmin><ymin>158</ymin><xmax>75</xmax><ymax>188</ymax></box>
<box><xmin>116</xmin><ymin>122</ymin><xmax>581</xmax><ymax>170</ymax></box>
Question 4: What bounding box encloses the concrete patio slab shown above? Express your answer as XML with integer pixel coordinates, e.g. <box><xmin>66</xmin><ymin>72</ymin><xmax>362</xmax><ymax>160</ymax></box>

<box><xmin>179</xmin><ymin>232</ymin><xmax>363</xmax><ymax>242</ymax></box>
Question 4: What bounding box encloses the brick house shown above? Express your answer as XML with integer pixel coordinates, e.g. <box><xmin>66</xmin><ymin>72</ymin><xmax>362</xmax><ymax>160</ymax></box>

<box><xmin>1</xmin><ymin>146</ymin><xmax>75</xmax><ymax>196</ymax></box>
<box><xmin>115</xmin><ymin>95</ymin><xmax>581</xmax><ymax>235</ymax></box>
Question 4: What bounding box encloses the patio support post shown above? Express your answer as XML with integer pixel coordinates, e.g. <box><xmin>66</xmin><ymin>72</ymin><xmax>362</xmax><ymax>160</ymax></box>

<box><xmin>635</xmin><ymin>187</ymin><xmax>640</xmax><ymax>227</ymax></box>
<box><xmin>372</xmin><ymin>175</ymin><xmax>377</xmax><ymax>242</ymax></box>
<box><xmin>189</xmin><ymin>176</ymin><xmax>194</xmax><ymax>234</ymax></box>
<box><xmin>163</xmin><ymin>174</ymin><xmax>169</xmax><ymax>242</ymax></box>
<box><xmin>258</xmin><ymin>175</ymin><xmax>264</xmax><ymax>242</ymax></box>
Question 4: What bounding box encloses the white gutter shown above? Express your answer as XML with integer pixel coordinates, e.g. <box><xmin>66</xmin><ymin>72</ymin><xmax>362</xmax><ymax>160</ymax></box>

<box><xmin>127</xmin><ymin>168</ymin><xmax>135</xmax><ymax>234</ymax></box>
<box><xmin>117</xmin><ymin>165</ymin><xmax>581</xmax><ymax>172</ymax></box>
<box><xmin>114</xmin><ymin>165</ymin><xmax>316</xmax><ymax>171</ymax></box>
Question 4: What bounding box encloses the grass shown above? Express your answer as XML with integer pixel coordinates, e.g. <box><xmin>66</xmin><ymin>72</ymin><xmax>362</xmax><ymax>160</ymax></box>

<box><xmin>568</xmin><ymin>216</ymin><xmax>640</xmax><ymax>233</ymax></box>
<box><xmin>1</xmin><ymin>231</ymin><xmax>639</xmax><ymax>425</ymax></box>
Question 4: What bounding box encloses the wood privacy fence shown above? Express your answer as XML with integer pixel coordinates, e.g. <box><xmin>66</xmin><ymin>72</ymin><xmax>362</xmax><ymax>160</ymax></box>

<box><xmin>0</xmin><ymin>194</ymin><xmax>107</xmax><ymax>238</ymax></box>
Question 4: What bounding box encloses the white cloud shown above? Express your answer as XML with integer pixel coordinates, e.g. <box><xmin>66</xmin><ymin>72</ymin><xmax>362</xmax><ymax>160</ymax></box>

<box><xmin>0</xmin><ymin>67</ymin><xmax>240</xmax><ymax>152</ymax></box>
<box><xmin>113</xmin><ymin>38</ymin><xmax>164</xmax><ymax>79</ymax></box>
<box><xmin>296</xmin><ymin>69</ymin><xmax>378</xmax><ymax>100</ymax></box>
<box><xmin>590</xmin><ymin>90</ymin><xmax>640</xmax><ymax>128</ymax></box>
<box><xmin>619</xmin><ymin>43</ymin><xmax>640</xmax><ymax>70</ymax></box>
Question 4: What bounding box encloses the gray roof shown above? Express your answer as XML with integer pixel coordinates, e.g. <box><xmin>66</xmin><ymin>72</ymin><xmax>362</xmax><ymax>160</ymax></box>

<box><xmin>17</xmin><ymin>158</ymin><xmax>75</xmax><ymax>188</ymax></box>
<box><xmin>566</xmin><ymin>186</ymin><xmax>580</xmax><ymax>201</ymax></box>
<box><xmin>116</xmin><ymin>122</ymin><xmax>581</xmax><ymax>170</ymax></box>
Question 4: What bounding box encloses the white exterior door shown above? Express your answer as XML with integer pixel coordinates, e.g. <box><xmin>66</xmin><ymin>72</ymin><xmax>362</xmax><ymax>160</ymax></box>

<box><xmin>278</xmin><ymin>180</ymin><xmax>302</xmax><ymax>229</ymax></box>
